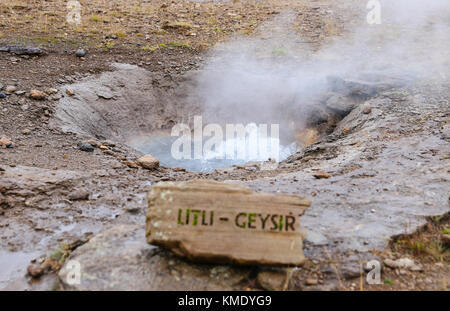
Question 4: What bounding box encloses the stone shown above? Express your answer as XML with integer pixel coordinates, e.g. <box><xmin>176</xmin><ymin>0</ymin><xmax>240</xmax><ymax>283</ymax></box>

<box><xmin>257</xmin><ymin>269</ymin><xmax>290</xmax><ymax>291</ymax></box>
<box><xmin>68</xmin><ymin>190</ymin><xmax>90</xmax><ymax>201</ymax></box>
<box><xmin>44</xmin><ymin>88</ymin><xmax>58</xmax><ymax>95</ymax></box>
<box><xmin>0</xmin><ymin>137</ymin><xmax>14</xmax><ymax>148</ymax></box>
<box><xmin>325</xmin><ymin>93</ymin><xmax>355</xmax><ymax>114</ymax></box>
<box><xmin>342</xmin><ymin>126</ymin><xmax>350</xmax><ymax>135</ymax></box>
<box><xmin>75</xmin><ymin>49</ymin><xmax>86</xmax><ymax>57</ymax></box>
<box><xmin>29</xmin><ymin>89</ymin><xmax>46</xmax><ymax>100</ymax></box>
<box><xmin>313</xmin><ymin>172</ymin><xmax>331</xmax><ymax>179</ymax></box>
<box><xmin>77</xmin><ymin>141</ymin><xmax>94</xmax><ymax>152</ymax></box>
<box><xmin>305</xmin><ymin>278</ymin><xmax>318</xmax><ymax>286</ymax></box>
<box><xmin>305</xmin><ymin>229</ymin><xmax>328</xmax><ymax>245</ymax></box>
<box><xmin>58</xmin><ymin>225</ymin><xmax>251</xmax><ymax>290</ymax></box>
<box><xmin>22</xmin><ymin>129</ymin><xmax>31</xmax><ymax>135</ymax></box>
<box><xmin>0</xmin><ymin>92</ymin><xmax>6</xmax><ymax>99</ymax></box>
<box><xmin>362</xmin><ymin>104</ymin><xmax>372</xmax><ymax>114</ymax></box>
<box><xmin>66</xmin><ymin>89</ymin><xmax>75</xmax><ymax>96</ymax></box>
<box><xmin>136</xmin><ymin>154</ymin><xmax>160</xmax><ymax>169</ymax></box>
<box><xmin>96</xmin><ymin>90</ymin><xmax>114</xmax><ymax>100</ymax></box>
<box><xmin>146</xmin><ymin>180</ymin><xmax>311</xmax><ymax>266</ymax></box>
<box><xmin>5</xmin><ymin>85</ymin><xmax>17</xmax><ymax>93</ymax></box>
<box><xmin>3</xmin><ymin>45</ymin><xmax>43</xmax><ymax>56</ymax></box>
<box><xmin>384</xmin><ymin>258</ymin><xmax>422</xmax><ymax>272</ymax></box>
<box><xmin>123</xmin><ymin>160</ymin><xmax>139</xmax><ymax>168</ymax></box>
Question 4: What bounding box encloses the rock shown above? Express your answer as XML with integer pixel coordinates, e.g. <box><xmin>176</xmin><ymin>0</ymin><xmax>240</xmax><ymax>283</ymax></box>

<box><xmin>325</xmin><ymin>93</ymin><xmax>356</xmax><ymax>114</ymax></box>
<box><xmin>0</xmin><ymin>137</ymin><xmax>14</xmax><ymax>148</ymax></box>
<box><xmin>27</xmin><ymin>265</ymin><xmax>45</xmax><ymax>278</ymax></box>
<box><xmin>86</xmin><ymin>139</ymin><xmax>99</xmax><ymax>147</ymax></box>
<box><xmin>123</xmin><ymin>160</ymin><xmax>139</xmax><ymax>168</ymax></box>
<box><xmin>22</xmin><ymin>129</ymin><xmax>31</xmax><ymax>135</ymax></box>
<box><xmin>342</xmin><ymin>126</ymin><xmax>350</xmax><ymax>135</ymax></box>
<box><xmin>0</xmin><ymin>92</ymin><xmax>6</xmax><ymax>99</ymax></box>
<box><xmin>305</xmin><ymin>230</ymin><xmax>328</xmax><ymax>245</ymax></box>
<box><xmin>66</xmin><ymin>89</ymin><xmax>75</xmax><ymax>96</ymax></box>
<box><xmin>257</xmin><ymin>269</ymin><xmax>290</xmax><ymax>291</ymax></box>
<box><xmin>326</xmin><ymin>75</ymin><xmax>405</xmax><ymax>97</ymax></box>
<box><xmin>75</xmin><ymin>49</ymin><xmax>86</xmax><ymax>57</ymax></box>
<box><xmin>102</xmin><ymin>140</ymin><xmax>116</xmax><ymax>147</ymax></box>
<box><xmin>340</xmin><ymin>262</ymin><xmax>362</xmax><ymax>280</ymax></box>
<box><xmin>442</xmin><ymin>234</ymin><xmax>450</xmax><ymax>246</ymax></box>
<box><xmin>362</xmin><ymin>104</ymin><xmax>372</xmax><ymax>114</ymax></box>
<box><xmin>313</xmin><ymin>172</ymin><xmax>331</xmax><ymax>179</ymax></box>
<box><xmin>68</xmin><ymin>190</ymin><xmax>90</xmax><ymax>201</ymax></box>
<box><xmin>136</xmin><ymin>154</ymin><xmax>160</xmax><ymax>169</ymax></box>
<box><xmin>44</xmin><ymin>88</ymin><xmax>58</xmax><ymax>95</ymax></box>
<box><xmin>99</xmin><ymin>145</ymin><xmax>109</xmax><ymax>150</ymax></box>
<box><xmin>58</xmin><ymin>225</ymin><xmax>251</xmax><ymax>290</ymax></box>
<box><xmin>96</xmin><ymin>90</ymin><xmax>114</xmax><ymax>100</ymax></box>
<box><xmin>146</xmin><ymin>180</ymin><xmax>311</xmax><ymax>266</ymax></box>
<box><xmin>305</xmin><ymin>278</ymin><xmax>318</xmax><ymax>286</ymax></box>
<box><xmin>384</xmin><ymin>258</ymin><xmax>422</xmax><ymax>272</ymax></box>
<box><xmin>29</xmin><ymin>89</ymin><xmax>46</xmax><ymax>100</ymax></box>
<box><xmin>5</xmin><ymin>85</ymin><xmax>17</xmax><ymax>93</ymax></box>
<box><xmin>77</xmin><ymin>141</ymin><xmax>94</xmax><ymax>152</ymax></box>
<box><xmin>0</xmin><ymin>45</ymin><xmax>44</xmax><ymax>56</ymax></box>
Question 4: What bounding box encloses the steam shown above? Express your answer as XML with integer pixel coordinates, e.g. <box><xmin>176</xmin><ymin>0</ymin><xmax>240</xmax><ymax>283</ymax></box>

<box><xmin>192</xmin><ymin>0</ymin><xmax>449</xmax><ymax>141</ymax></box>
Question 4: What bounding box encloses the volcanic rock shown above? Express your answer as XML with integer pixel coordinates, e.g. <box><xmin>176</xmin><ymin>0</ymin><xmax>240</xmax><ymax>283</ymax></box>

<box><xmin>313</xmin><ymin>172</ymin><xmax>331</xmax><ymax>179</ymax></box>
<box><xmin>58</xmin><ymin>225</ymin><xmax>252</xmax><ymax>290</ymax></box>
<box><xmin>146</xmin><ymin>180</ymin><xmax>311</xmax><ymax>266</ymax></box>
<box><xmin>0</xmin><ymin>137</ymin><xmax>14</xmax><ymax>148</ymax></box>
<box><xmin>5</xmin><ymin>85</ymin><xmax>17</xmax><ymax>93</ymax></box>
<box><xmin>77</xmin><ymin>141</ymin><xmax>94</xmax><ymax>152</ymax></box>
<box><xmin>136</xmin><ymin>154</ymin><xmax>160</xmax><ymax>169</ymax></box>
<box><xmin>75</xmin><ymin>49</ymin><xmax>86</xmax><ymax>57</ymax></box>
<box><xmin>257</xmin><ymin>269</ymin><xmax>290</xmax><ymax>291</ymax></box>
<box><xmin>29</xmin><ymin>89</ymin><xmax>46</xmax><ymax>100</ymax></box>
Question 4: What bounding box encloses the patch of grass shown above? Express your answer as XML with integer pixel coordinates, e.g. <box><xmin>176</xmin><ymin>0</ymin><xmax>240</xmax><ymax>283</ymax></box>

<box><xmin>50</xmin><ymin>242</ymin><xmax>70</xmax><ymax>262</ymax></box>
<box><xmin>441</xmin><ymin>228</ymin><xmax>450</xmax><ymax>235</ymax></box>
<box><xmin>141</xmin><ymin>44</ymin><xmax>158</xmax><ymax>51</ymax></box>
<box><xmin>115</xmin><ymin>31</ymin><xmax>127</xmax><ymax>38</ymax></box>
<box><xmin>384</xmin><ymin>278</ymin><xmax>394</xmax><ymax>285</ymax></box>
<box><xmin>91</xmin><ymin>15</ymin><xmax>101</xmax><ymax>22</ymax></box>
<box><xmin>168</xmin><ymin>41</ymin><xmax>190</xmax><ymax>48</ymax></box>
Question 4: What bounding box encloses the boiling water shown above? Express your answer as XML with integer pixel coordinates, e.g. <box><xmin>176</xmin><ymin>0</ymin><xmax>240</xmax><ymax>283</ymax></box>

<box><xmin>129</xmin><ymin>135</ymin><xmax>298</xmax><ymax>172</ymax></box>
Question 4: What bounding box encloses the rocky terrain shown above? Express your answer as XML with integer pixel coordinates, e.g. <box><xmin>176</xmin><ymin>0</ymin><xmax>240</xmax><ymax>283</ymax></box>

<box><xmin>0</xmin><ymin>0</ymin><xmax>448</xmax><ymax>291</ymax></box>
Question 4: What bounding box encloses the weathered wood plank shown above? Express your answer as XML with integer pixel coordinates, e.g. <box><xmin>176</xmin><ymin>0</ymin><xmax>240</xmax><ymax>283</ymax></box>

<box><xmin>146</xmin><ymin>180</ymin><xmax>311</xmax><ymax>266</ymax></box>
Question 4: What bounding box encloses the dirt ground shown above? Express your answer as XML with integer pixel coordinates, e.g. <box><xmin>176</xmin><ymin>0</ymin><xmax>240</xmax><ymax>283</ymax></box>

<box><xmin>0</xmin><ymin>0</ymin><xmax>448</xmax><ymax>291</ymax></box>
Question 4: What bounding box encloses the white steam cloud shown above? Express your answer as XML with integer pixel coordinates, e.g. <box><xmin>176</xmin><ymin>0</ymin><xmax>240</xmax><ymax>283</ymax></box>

<box><xmin>192</xmin><ymin>0</ymin><xmax>449</xmax><ymax>142</ymax></box>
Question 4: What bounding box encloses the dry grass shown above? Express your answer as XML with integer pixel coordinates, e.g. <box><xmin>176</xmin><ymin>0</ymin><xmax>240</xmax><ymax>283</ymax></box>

<box><xmin>0</xmin><ymin>0</ymin><xmax>331</xmax><ymax>51</ymax></box>
<box><xmin>391</xmin><ymin>215</ymin><xmax>450</xmax><ymax>262</ymax></box>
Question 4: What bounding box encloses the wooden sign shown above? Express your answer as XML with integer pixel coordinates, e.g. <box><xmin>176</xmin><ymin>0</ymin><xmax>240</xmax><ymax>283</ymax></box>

<box><xmin>146</xmin><ymin>180</ymin><xmax>311</xmax><ymax>266</ymax></box>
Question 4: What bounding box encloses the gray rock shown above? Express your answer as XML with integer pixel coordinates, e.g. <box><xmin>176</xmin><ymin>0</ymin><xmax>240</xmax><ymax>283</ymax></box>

<box><xmin>75</xmin><ymin>49</ymin><xmax>86</xmax><ymax>57</ymax></box>
<box><xmin>325</xmin><ymin>93</ymin><xmax>356</xmax><ymax>114</ymax></box>
<box><xmin>77</xmin><ymin>141</ymin><xmax>94</xmax><ymax>152</ymax></box>
<box><xmin>0</xmin><ymin>45</ymin><xmax>44</xmax><ymax>56</ymax></box>
<box><xmin>58</xmin><ymin>225</ymin><xmax>251</xmax><ymax>290</ymax></box>
<box><xmin>0</xmin><ymin>92</ymin><xmax>6</xmax><ymax>99</ymax></box>
<box><xmin>305</xmin><ymin>230</ymin><xmax>328</xmax><ymax>246</ymax></box>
